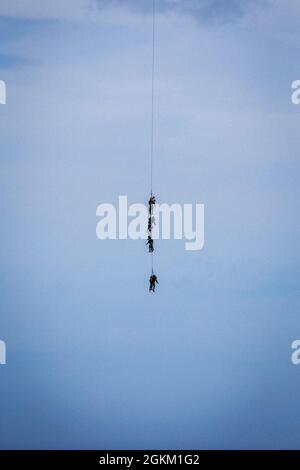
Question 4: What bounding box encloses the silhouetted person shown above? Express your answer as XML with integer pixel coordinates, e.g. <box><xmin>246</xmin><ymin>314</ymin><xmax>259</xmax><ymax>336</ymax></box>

<box><xmin>149</xmin><ymin>274</ymin><xmax>158</xmax><ymax>292</ymax></box>
<box><xmin>146</xmin><ymin>236</ymin><xmax>154</xmax><ymax>253</ymax></box>
<box><xmin>148</xmin><ymin>215</ymin><xmax>156</xmax><ymax>234</ymax></box>
<box><xmin>148</xmin><ymin>195</ymin><xmax>156</xmax><ymax>215</ymax></box>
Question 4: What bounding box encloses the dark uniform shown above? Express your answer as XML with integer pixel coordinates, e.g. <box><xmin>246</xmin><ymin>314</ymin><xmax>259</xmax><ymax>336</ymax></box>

<box><xmin>148</xmin><ymin>196</ymin><xmax>156</xmax><ymax>215</ymax></box>
<box><xmin>146</xmin><ymin>236</ymin><xmax>154</xmax><ymax>253</ymax></box>
<box><xmin>149</xmin><ymin>274</ymin><xmax>158</xmax><ymax>292</ymax></box>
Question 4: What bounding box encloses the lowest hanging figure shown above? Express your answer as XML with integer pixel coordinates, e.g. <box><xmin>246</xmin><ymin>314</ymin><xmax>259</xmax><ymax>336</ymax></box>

<box><xmin>147</xmin><ymin>194</ymin><xmax>158</xmax><ymax>292</ymax></box>
<box><xmin>149</xmin><ymin>272</ymin><xmax>159</xmax><ymax>293</ymax></box>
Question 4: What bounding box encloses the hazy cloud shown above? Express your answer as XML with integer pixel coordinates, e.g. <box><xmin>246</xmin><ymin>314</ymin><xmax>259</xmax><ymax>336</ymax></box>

<box><xmin>96</xmin><ymin>0</ymin><xmax>271</xmax><ymax>23</ymax></box>
<box><xmin>0</xmin><ymin>0</ymin><xmax>92</xmax><ymax>20</ymax></box>
<box><xmin>0</xmin><ymin>0</ymin><xmax>271</xmax><ymax>24</ymax></box>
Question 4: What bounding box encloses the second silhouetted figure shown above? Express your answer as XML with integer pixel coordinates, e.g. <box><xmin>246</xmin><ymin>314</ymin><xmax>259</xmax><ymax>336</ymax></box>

<box><xmin>146</xmin><ymin>236</ymin><xmax>154</xmax><ymax>253</ymax></box>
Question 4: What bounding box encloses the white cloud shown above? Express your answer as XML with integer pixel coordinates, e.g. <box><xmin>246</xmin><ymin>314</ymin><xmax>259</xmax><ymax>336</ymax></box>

<box><xmin>0</xmin><ymin>0</ymin><xmax>299</xmax><ymax>37</ymax></box>
<box><xmin>0</xmin><ymin>0</ymin><xmax>95</xmax><ymax>20</ymax></box>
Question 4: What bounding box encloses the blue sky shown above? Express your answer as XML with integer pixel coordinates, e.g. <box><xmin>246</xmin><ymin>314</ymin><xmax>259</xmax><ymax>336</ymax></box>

<box><xmin>0</xmin><ymin>0</ymin><xmax>300</xmax><ymax>449</ymax></box>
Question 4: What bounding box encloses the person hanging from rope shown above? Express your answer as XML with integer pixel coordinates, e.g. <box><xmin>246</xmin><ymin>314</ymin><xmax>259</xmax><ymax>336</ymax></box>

<box><xmin>148</xmin><ymin>195</ymin><xmax>156</xmax><ymax>215</ymax></box>
<box><xmin>149</xmin><ymin>273</ymin><xmax>158</xmax><ymax>292</ymax></box>
<box><xmin>148</xmin><ymin>195</ymin><xmax>156</xmax><ymax>234</ymax></box>
<box><xmin>146</xmin><ymin>235</ymin><xmax>154</xmax><ymax>253</ymax></box>
<box><xmin>147</xmin><ymin>214</ymin><xmax>156</xmax><ymax>234</ymax></box>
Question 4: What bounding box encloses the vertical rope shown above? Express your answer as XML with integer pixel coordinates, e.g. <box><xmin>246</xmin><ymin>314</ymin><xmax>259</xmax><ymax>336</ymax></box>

<box><xmin>150</xmin><ymin>0</ymin><xmax>156</xmax><ymax>277</ymax></box>
<box><xmin>150</xmin><ymin>0</ymin><xmax>156</xmax><ymax>195</ymax></box>
<box><xmin>151</xmin><ymin>248</ymin><xmax>154</xmax><ymax>273</ymax></box>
